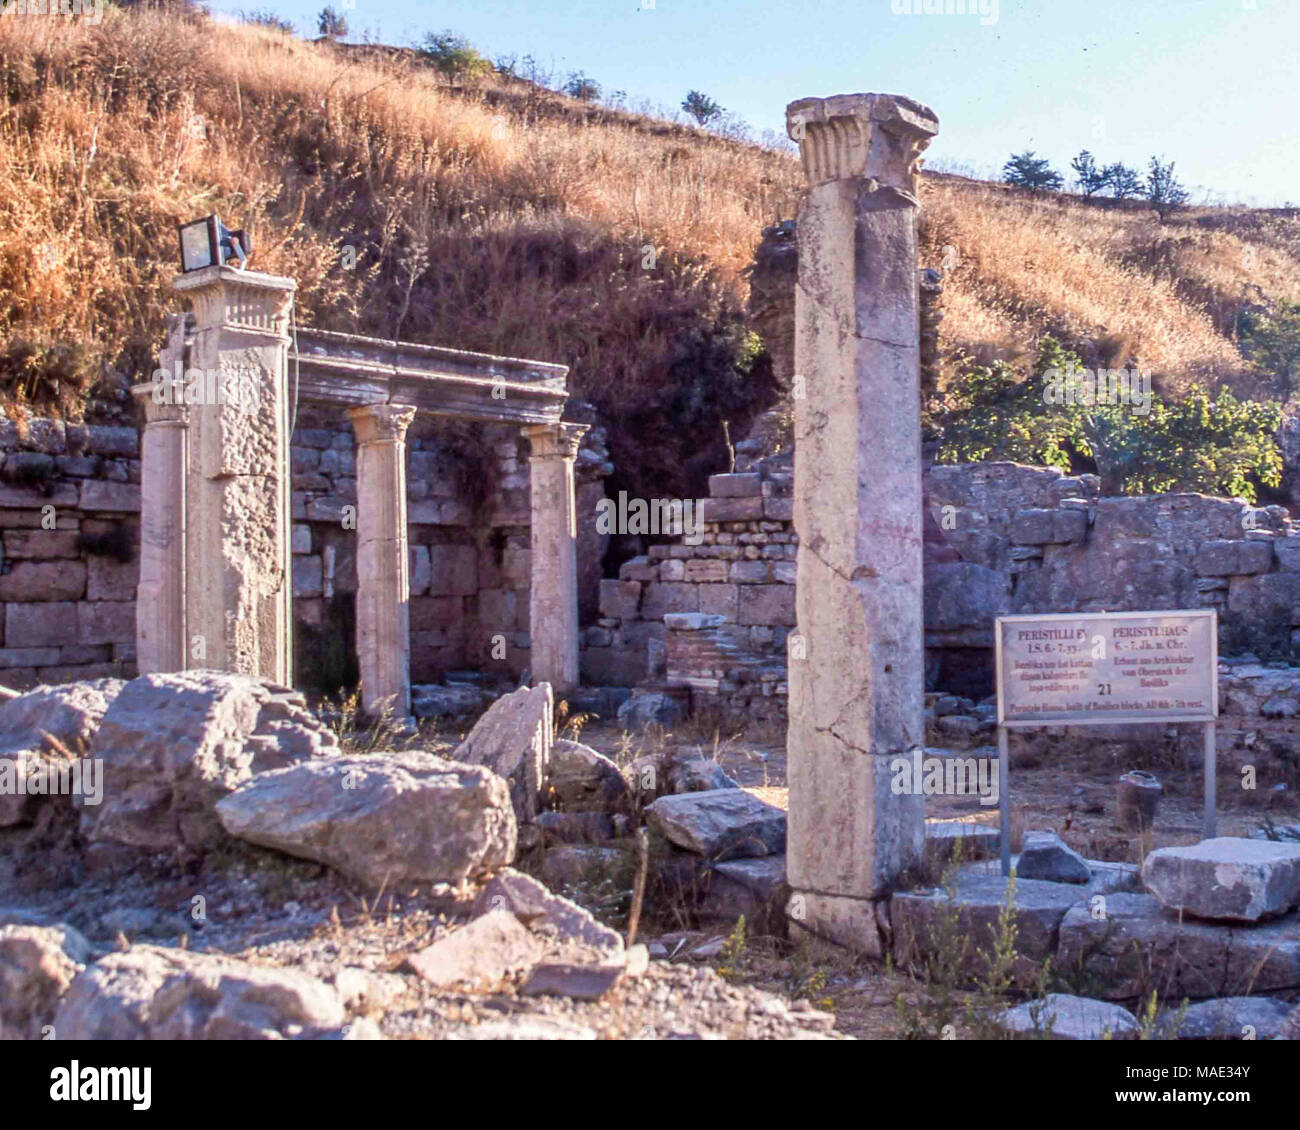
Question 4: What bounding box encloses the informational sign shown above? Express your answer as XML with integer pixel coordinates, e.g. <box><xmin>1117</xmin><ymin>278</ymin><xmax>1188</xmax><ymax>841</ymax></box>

<box><xmin>995</xmin><ymin>609</ymin><xmax>1218</xmax><ymax>727</ymax></box>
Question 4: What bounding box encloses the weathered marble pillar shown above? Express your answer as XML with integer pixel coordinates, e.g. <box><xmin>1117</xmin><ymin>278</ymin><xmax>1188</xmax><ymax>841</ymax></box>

<box><xmin>348</xmin><ymin>403</ymin><xmax>417</xmax><ymax>721</ymax></box>
<box><xmin>130</xmin><ymin>319</ymin><xmax>189</xmax><ymax>673</ymax></box>
<box><xmin>173</xmin><ymin>265</ymin><xmax>296</xmax><ymax>683</ymax></box>
<box><xmin>784</xmin><ymin>93</ymin><xmax>939</xmax><ymax>949</ymax></box>
<box><xmin>524</xmin><ymin>422</ymin><xmax>588</xmax><ymax>695</ymax></box>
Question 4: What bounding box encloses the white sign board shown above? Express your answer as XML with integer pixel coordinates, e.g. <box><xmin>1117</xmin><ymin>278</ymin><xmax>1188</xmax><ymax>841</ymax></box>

<box><xmin>995</xmin><ymin>609</ymin><xmax>1218</xmax><ymax>727</ymax></box>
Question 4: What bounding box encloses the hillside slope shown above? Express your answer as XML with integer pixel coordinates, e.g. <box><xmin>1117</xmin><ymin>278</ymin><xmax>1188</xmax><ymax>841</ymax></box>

<box><xmin>3</xmin><ymin>9</ymin><xmax>1299</xmax><ymax>497</ymax></box>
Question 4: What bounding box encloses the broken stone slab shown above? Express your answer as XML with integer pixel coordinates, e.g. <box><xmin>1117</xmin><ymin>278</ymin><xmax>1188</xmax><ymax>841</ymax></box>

<box><xmin>891</xmin><ymin>874</ymin><xmax>1083</xmax><ymax>987</ymax></box>
<box><xmin>1142</xmin><ymin>837</ymin><xmax>1300</xmax><ymax>922</ymax></box>
<box><xmin>411</xmin><ymin>683</ymin><xmax>489</xmax><ymax>721</ymax></box>
<box><xmin>645</xmin><ymin>789</ymin><xmax>786</xmax><ymax>861</ymax></box>
<box><xmin>996</xmin><ymin>994</ymin><xmax>1138</xmax><ymax>1040</ymax></box>
<box><xmin>617</xmin><ymin>687</ymin><xmax>688</xmax><ymax>731</ymax></box>
<box><xmin>521</xmin><ymin>961</ymin><xmax>625</xmax><ymax>1001</ymax></box>
<box><xmin>216</xmin><ymin>751</ymin><xmax>516</xmax><ymax>889</ymax></box>
<box><xmin>54</xmin><ymin>946</ymin><xmax>347</xmax><ymax>1039</ymax></box>
<box><xmin>957</xmin><ymin>857</ymin><xmax>1140</xmax><ymax>897</ymax></box>
<box><xmin>923</xmin><ymin>820</ymin><xmax>1000</xmax><ymax>869</ymax></box>
<box><xmin>80</xmin><ymin>672</ymin><xmax>338</xmax><ymax>855</ymax></box>
<box><xmin>404</xmin><ymin>910</ymin><xmax>544</xmax><ymax>989</ymax></box>
<box><xmin>668</xmin><ymin>756</ymin><xmax>739</xmax><ymax>794</ymax></box>
<box><xmin>700</xmin><ymin>855</ymin><xmax>788</xmax><ymax>927</ymax></box>
<box><xmin>454</xmin><ymin>683</ymin><xmax>553</xmax><ymax>826</ymax></box>
<box><xmin>471</xmin><ymin>867</ymin><xmax>623</xmax><ymax>954</ymax></box>
<box><xmin>536</xmin><ymin>810</ymin><xmax>617</xmax><ymax>845</ymax></box>
<box><xmin>0</xmin><ymin>924</ymin><xmax>92</xmax><ymax>1040</ymax></box>
<box><xmin>1017</xmin><ymin>830</ymin><xmax>1091</xmax><ymax>884</ymax></box>
<box><xmin>0</xmin><ymin>679</ymin><xmax>124</xmax><ymax>826</ymax></box>
<box><xmin>1056</xmin><ymin>892</ymin><xmax>1300</xmax><ymax>1000</ymax></box>
<box><xmin>539</xmin><ymin>844</ymin><xmax>631</xmax><ymax>891</ymax></box>
<box><xmin>547</xmin><ymin>738</ymin><xmax>632</xmax><ymax>812</ymax></box>
<box><xmin>1159</xmin><ymin>996</ymin><xmax>1293</xmax><ymax>1041</ymax></box>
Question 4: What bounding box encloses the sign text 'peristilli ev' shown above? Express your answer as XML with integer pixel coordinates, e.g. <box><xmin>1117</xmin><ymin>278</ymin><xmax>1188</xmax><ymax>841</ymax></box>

<box><xmin>996</xmin><ymin>610</ymin><xmax>1218</xmax><ymax>727</ymax></box>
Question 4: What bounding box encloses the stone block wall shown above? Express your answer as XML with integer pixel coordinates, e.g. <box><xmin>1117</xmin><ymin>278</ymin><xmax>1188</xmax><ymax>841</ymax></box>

<box><xmin>585</xmin><ymin>454</ymin><xmax>796</xmax><ymax>719</ymax></box>
<box><xmin>0</xmin><ymin>408</ymin><xmax>612</xmax><ymax>693</ymax></box>
<box><xmin>0</xmin><ymin>417</ymin><xmax>141</xmax><ymax>689</ymax></box>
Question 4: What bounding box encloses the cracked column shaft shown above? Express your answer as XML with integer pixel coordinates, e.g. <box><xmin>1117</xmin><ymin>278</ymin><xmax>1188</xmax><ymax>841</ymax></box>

<box><xmin>784</xmin><ymin>93</ymin><xmax>939</xmax><ymax>949</ymax></box>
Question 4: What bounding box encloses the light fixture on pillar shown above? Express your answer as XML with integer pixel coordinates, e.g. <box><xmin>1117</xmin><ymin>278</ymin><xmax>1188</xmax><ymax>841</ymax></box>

<box><xmin>177</xmin><ymin>214</ymin><xmax>251</xmax><ymax>273</ymax></box>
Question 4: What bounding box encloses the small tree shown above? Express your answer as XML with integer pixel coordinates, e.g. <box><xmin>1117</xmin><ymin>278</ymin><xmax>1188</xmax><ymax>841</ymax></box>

<box><xmin>681</xmin><ymin>90</ymin><xmax>723</xmax><ymax>127</ymax></box>
<box><xmin>562</xmin><ymin>71</ymin><xmax>601</xmax><ymax>102</ymax></box>
<box><xmin>1240</xmin><ymin>300</ymin><xmax>1300</xmax><ymax>397</ymax></box>
<box><xmin>1145</xmin><ymin>156</ymin><xmax>1190</xmax><ymax>220</ymax></box>
<box><xmin>1002</xmin><ymin>151</ymin><xmax>1064</xmax><ymax>192</ymax></box>
<box><xmin>1070</xmin><ymin>150</ymin><xmax>1107</xmax><ymax>199</ymax></box>
<box><xmin>317</xmin><ymin>6</ymin><xmax>347</xmax><ymax>40</ymax></box>
<box><xmin>418</xmin><ymin>31</ymin><xmax>493</xmax><ymax>82</ymax></box>
<box><xmin>242</xmin><ymin>9</ymin><xmax>295</xmax><ymax>33</ymax></box>
<box><xmin>1102</xmin><ymin>162</ymin><xmax>1143</xmax><ymax>200</ymax></box>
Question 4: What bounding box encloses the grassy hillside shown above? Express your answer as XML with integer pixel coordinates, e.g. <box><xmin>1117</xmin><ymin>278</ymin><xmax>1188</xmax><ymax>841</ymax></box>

<box><xmin>3</xmin><ymin>8</ymin><xmax>1299</xmax><ymax>497</ymax></box>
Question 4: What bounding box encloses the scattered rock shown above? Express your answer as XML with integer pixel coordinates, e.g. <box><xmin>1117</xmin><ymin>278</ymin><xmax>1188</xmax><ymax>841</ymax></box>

<box><xmin>54</xmin><ymin>946</ymin><xmax>347</xmax><ymax>1039</ymax></box>
<box><xmin>547</xmin><ymin>739</ymin><xmax>632</xmax><ymax>812</ymax></box>
<box><xmin>0</xmin><ymin>680</ymin><xmax>124</xmax><ymax>826</ymax></box>
<box><xmin>1281</xmin><ymin>1004</ymin><xmax>1300</xmax><ymax>1040</ymax></box>
<box><xmin>216</xmin><ymin>751</ymin><xmax>516</xmax><ymax>889</ymax></box>
<box><xmin>997</xmin><ymin>993</ymin><xmax>1138</xmax><ymax>1040</ymax></box>
<box><xmin>617</xmin><ymin>689</ymin><xmax>687</xmax><ymax>731</ymax></box>
<box><xmin>446</xmin><ymin>1015</ymin><xmax>598</xmax><ymax>1040</ymax></box>
<box><xmin>0</xmin><ymin>923</ymin><xmax>91</xmax><ymax>1039</ymax></box>
<box><xmin>1160</xmin><ymin>996</ymin><xmax>1293</xmax><ymax>1040</ymax></box>
<box><xmin>472</xmin><ymin>867</ymin><xmax>623</xmax><ymax>954</ymax></box>
<box><xmin>1017</xmin><ymin>829</ymin><xmax>1091</xmax><ymax>884</ymax></box>
<box><xmin>539</xmin><ymin>844</ymin><xmax>630</xmax><ymax>890</ymax></box>
<box><xmin>536</xmin><ymin>810</ymin><xmax>616</xmax><ymax>844</ymax></box>
<box><xmin>699</xmin><ymin>855</ymin><xmax>787</xmax><ymax>926</ymax></box>
<box><xmin>410</xmin><ymin>683</ymin><xmax>489</xmax><ymax>721</ymax></box>
<box><xmin>80</xmin><ymin>672</ymin><xmax>337</xmax><ymax>854</ymax></box>
<box><xmin>404</xmin><ymin>910</ymin><xmax>544</xmax><ymax>989</ymax></box>
<box><xmin>645</xmin><ymin>789</ymin><xmax>786</xmax><ymax>861</ymax></box>
<box><xmin>521</xmin><ymin>961</ymin><xmax>625</xmax><ymax>1001</ymax></box>
<box><xmin>1142</xmin><ymin>837</ymin><xmax>1300</xmax><ymax>922</ymax></box>
<box><xmin>99</xmin><ymin>907</ymin><xmax>160</xmax><ymax>939</ymax></box>
<box><xmin>668</xmin><ymin>756</ymin><xmax>739</xmax><ymax>794</ymax></box>
<box><xmin>455</xmin><ymin>684</ymin><xmax>553</xmax><ymax>825</ymax></box>
<box><xmin>923</xmin><ymin>820</ymin><xmax>999</xmax><ymax>868</ymax></box>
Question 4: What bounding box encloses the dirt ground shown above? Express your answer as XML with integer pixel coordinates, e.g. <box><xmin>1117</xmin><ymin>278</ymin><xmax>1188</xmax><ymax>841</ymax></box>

<box><xmin>568</xmin><ymin>715</ymin><xmax>1299</xmax><ymax>1040</ymax></box>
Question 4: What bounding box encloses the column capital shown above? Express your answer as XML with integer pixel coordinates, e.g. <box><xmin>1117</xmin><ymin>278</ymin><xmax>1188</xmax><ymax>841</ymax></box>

<box><xmin>786</xmin><ymin>93</ymin><xmax>938</xmax><ymax>198</ymax></box>
<box><xmin>524</xmin><ymin>421</ymin><xmax>588</xmax><ymax>461</ymax></box>
<box><xmin>347</xmin><ymin>402</ymin><xmax>417</xmax><ymax>445</ymax></box>
<box><xmin>173</xmin><ymin>265</ymin><xmax>297</xmax><ymax>340</ymax></box>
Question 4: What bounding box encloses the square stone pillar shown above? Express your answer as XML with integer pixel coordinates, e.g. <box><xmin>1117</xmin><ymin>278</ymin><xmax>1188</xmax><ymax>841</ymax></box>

<box><xmin>173</xmin><ymin>264</ymin><xmax>296</xmax><ymax>683</ymax></box>
<box><xmin>348</xmin><ymin>403</ymin><xmax>417</xmax><ymax>721</ymax></box>
<box><xmin>524</xmin><ymin>422</ymin><xmax>588</xmax><ymax>695</ymax></box>
<box><xmin>129</xmin><ymin>317</ymin><xmax>189</xmax><ymax>674</ymax></box>
<box><xmin>784</xmin><ymin>93</ymin><xmax>939</xmax><ymax>948</ymax></box>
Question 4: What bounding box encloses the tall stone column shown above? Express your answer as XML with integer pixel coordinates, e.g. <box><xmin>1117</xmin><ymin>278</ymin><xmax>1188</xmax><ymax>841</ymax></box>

<box><xmin>524</xmin><ymin>422</ymin><xmax>588</xmax><ymax>695</ymax></box>
<box><xmin>173</xmin><ymin>265</ymin><xmax>296</xmax><ymax>683</ymax></box>
<box><xmin>130</xmin><ymin>333</ymin><xmax>188</xmax><ymax>673</ymax></box>
<box><xmin>348</xmin><ymin>403</ymin><xmax>417</xmax><ymax>721</ymax></box>
<box><xmin>784</xmin><ymin>93</ymin><xmax>939</xmax><ymax>949</ymax></box>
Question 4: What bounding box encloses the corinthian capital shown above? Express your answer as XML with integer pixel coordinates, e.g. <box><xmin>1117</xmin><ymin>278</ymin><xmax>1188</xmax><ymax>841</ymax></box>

<box><xmin>786</xmin><ymin>93</ymin><xmax>939</xmax><ymax>199</ymax></box>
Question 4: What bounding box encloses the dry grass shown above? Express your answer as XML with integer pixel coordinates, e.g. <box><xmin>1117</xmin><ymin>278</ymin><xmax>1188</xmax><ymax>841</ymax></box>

<box><xmin>3</xmin><ymin>9</ymin><xmax>1299</xmax><ymax>477</ymax></box>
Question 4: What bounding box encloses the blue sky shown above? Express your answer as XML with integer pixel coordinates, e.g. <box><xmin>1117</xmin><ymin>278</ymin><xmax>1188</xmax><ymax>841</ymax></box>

<box><xmin>212</xmin><ymin>0</ymin><xmax>1300</xmax><ymax>207</ymax></box>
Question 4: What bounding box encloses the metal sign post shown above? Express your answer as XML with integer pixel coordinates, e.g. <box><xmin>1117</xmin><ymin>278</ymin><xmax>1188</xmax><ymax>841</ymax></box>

<box><xmin>994</xmin><ymin>609</ymin><xmax>1218</xmax><ymax>877</ymax></box>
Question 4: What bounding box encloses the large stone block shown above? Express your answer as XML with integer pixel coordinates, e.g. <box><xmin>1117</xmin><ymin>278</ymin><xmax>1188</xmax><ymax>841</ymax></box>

<box><xmin>707</xmin><ymin>473</ymin><xmax>762</xmax><ymax>498</ymax></box>
<box><xmin>78</xmin><ymin>481</ymin><xmax>140</xmax><ymax>512</ymax></box>
<box><xmin>454</xmin><ymin>684</ymin><xmax>553</xmax><ymax>826</ymax></box>
<box><xmin>598</xmin><ymin>579</ymin><xmax>641</xmax><ymax>620</ymax></box>
<box><xmin>1010</xmin><ymin>507</ymin><xmax>1088</xmax><ymax>546</ymax></box>
<box><xmin>87</xmin><ymin>556</ymin><xmax>139</xmax><ymax>602</ymax></box>
<box><xmin>1141</xmin><ymin>837</ymin><xmax>1300</xmax><ymax>922</ymax></box>
<box><xmin>645</xmin><ymin>788</ymin><xmax>786</xmax><ymax>861</ymax></box>
<box><xmin>427</xmin><ymin>544</ymin><xmax>478</xmax><ymax>596</ymax></box>
<box><xmin>5</xmin><ymin>602</ymin><xmax>77</xmax><ymax>647</ymax></box>
<box><xmin>0</xmin><ymin>561</ymin><xmax>87</xmax><ymax>602</ymax></box>
<box><xmin>76</xmin><ymin>601</ymin><xmax>135</xmax><ymax>646</ymax></box>
<box><xmin>737</xmin><ymin>584</ymin><xmax>795</xmax><ymax>626</ymax></box>
<box><xmin>640</xmin><ymin>582</ymin><xmax>698</xmax><ymax>620</ymax></box>
<box><xmin>1196</xmin><ymin>539</ymin><xmax>1274</xmax><ymax>577</ymax></box>
<box><xmin>218</xmin><ymin>752</ymin><xmax>514</xmax><ymax>889</ymax></box>
<box><xmin>699</xmin><ymin>496</ymin><xmax>764</xmax><ymax>523</ymax></box>
<box><xmin>2</xmin><ymin>529</ymin><xmax>79</xmax><ymax>558</ymax></box>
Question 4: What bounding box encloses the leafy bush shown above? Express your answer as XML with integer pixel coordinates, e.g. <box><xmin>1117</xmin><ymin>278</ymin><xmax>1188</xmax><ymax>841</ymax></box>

<box><xmin>562</xmin><ymin>71</ymin><xmax>601</xmax><ymax>102</ymax></box>
<box><xmin>1240</xmin><ymin>300</ymin><xmax>1300</xmax><ymax>397</ymax></box>
<box><xmin>317</xmin><ymin>6</ymin><xmax>347</xmax><ymax>40</ymax></box>
<box><xmin>932</xmin><ymin>338</ymin><xmax>1283</xmax><ymax>501</ymax></box>
<box><xmin>682</xmin><ymin>90</ymin><xmax>723</xmax><ymax>127</ymax></box>
<box><xmin>417</xmin><ymin>30</ymin><xmax>493</xmax><ymax>82</ymax></box>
